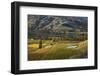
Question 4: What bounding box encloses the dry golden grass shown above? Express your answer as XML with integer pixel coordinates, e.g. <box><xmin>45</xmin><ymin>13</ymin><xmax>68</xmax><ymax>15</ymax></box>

<box><xmin>78</xmin><ymin>40</ymin><xmax>88</xmax><ymax>49</ymax></box>
<box><xmin>28</xmin><ymin>44</ymin><xmax>39</xmax><ymax>48</ymax></box>
<box><xmin>28</xmin><ymin>40</ymin><xmax>88</xmax><ymax>60</ymax></box>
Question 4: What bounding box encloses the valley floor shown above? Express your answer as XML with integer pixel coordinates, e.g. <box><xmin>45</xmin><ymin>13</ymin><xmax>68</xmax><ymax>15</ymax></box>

<box><xmin>28</xmin><ymin>40</ymin><xmax>88</xmax><ymax>61</ymax></box>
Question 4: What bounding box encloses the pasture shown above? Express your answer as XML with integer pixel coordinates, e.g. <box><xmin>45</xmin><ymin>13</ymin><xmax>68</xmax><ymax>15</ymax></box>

<box><xmin>28</xmin><ymin>39</ymin><xmax>88</xmax><ymax>61</ymax></box>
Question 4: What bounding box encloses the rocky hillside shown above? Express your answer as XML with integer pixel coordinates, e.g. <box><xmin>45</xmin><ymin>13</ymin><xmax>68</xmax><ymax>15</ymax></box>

<box><xmin>28</xmin><ymin>15</ymin><xmax>88</xmax><ymax>38</ymax></box>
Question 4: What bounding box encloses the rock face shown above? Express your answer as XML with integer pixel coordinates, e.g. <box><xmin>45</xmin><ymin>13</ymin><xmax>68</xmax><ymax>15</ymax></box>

<box><xmin>28</xmin><ymin>15</ymin><xmax>88</xmax><ymax>38</ymax></box>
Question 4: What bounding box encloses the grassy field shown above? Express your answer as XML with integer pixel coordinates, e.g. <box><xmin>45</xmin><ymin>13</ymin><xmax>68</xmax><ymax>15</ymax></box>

<box><xmin>28</xmin><ymin>40</ymin><xmax>88</xmax><ymax>61</ymax></box>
